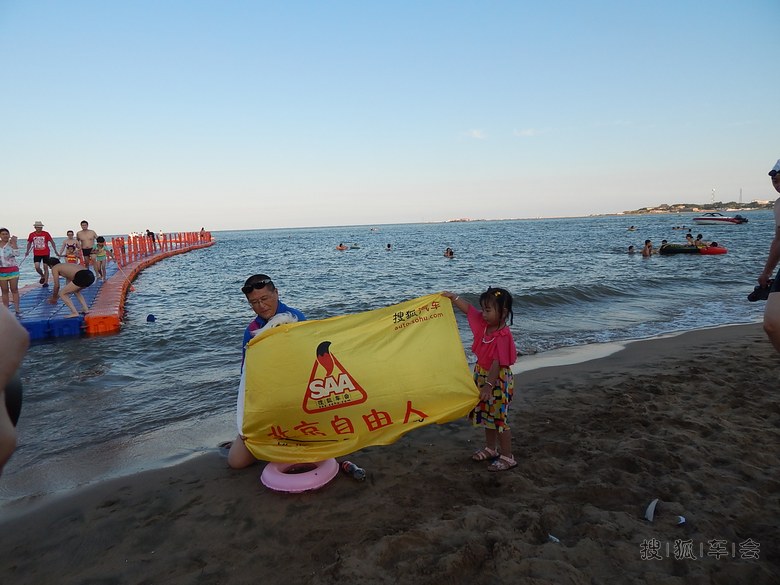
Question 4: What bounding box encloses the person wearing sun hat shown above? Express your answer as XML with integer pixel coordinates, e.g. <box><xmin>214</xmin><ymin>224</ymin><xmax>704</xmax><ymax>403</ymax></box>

<box><xmin>24</xmin><ymin>220</ymin><xmax>57</xmax><ymax>287</ymax></box>
<box><xmin>758</xmin><ymin>159</ymin><xmax>780</xmax><ymax>352</ymax></box>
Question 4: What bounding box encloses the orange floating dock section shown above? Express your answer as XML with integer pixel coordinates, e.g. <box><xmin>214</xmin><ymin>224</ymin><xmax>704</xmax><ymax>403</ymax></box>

<box><xmin>84</xmin><ymin>231</ymin><xmax>214</xmax><ymax>335</ymax></box>
<box><xmin>17</xmin><ymin>231</ymin><xmax>214</xmax><ymax>340</ymax></box>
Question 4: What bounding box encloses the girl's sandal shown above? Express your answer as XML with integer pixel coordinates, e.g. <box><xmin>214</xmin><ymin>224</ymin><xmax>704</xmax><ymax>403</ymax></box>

<box><xmin>471</xmin><ymin>447</ymin><xmax>499</xmax><ymax>462</ymax></box>
<box><xmin>487</xmin><ymin>455</ymin><xmax>517</xmax><ymax>472</ymax></box>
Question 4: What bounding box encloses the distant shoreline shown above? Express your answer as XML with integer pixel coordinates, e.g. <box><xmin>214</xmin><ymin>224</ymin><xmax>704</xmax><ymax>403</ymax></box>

<box><xmin>619</xmin><ymin>202</ymin><xmax>772</xmax><ymax>215</ymax></box>
<box><xmin>206</xmin><ymin>206</ymin><xmax>774</xmax><ymax>232</ymax></box>
<box><xmin>447</xmin><ymin>203</ymin><xmax>772</xmax><ymax>223</ymax></box>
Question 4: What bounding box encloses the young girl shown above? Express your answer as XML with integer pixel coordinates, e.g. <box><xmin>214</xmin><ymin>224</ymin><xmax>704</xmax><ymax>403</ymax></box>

<box><xmin>443</xmin><ymin>287</ymin><xmax>518</xmax><ymax>471</ymax></box>
<box><xmin>93</xmin><ymin>236</ymin><xmax>113</xmax><ymax>281</ymax></box>
<box><xmin>58</xmin><ymin>230</ymin><xmax>84</xmax><ymax>264</ymax></box>
<box><xmin>0</xmin><ymin>228</ymin><xmax>21</xmax><ymax>315</ymax></box>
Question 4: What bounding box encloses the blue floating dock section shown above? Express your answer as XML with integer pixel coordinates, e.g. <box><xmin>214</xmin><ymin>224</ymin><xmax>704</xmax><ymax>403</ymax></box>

<box><xmin>17</xmin><ymin>263</ymin><xmax>121</xmax><ymax>341</ymax></box>
<box><xmin>17</xmin><ymin>231</ymin><xmax>215</xmax><ymax>341</ymax></box>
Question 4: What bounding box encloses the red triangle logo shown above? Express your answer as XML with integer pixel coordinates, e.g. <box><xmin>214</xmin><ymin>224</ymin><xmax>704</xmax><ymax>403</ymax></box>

<box><xmin>303</xmin><ymin>341</ymin><xmax>368</xmax><ymax>414</ymax></box>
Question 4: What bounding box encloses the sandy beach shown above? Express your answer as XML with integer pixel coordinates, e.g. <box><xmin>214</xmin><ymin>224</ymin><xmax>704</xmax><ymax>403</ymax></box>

<box><xmin>1</xmin><ymin>323</ymin><xmax>778</xmax><ymax>584</ymax></box>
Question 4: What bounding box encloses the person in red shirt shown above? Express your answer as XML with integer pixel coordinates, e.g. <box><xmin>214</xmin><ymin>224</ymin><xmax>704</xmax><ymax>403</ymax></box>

<box><xmin>24</xmin><ymin>220</ymin><xmax>57</xmax><ymax>287</ymax></box>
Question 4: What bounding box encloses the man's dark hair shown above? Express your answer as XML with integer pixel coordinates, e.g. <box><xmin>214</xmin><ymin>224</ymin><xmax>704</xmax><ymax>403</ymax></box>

<box><xmin>242</xmin><ymin>274</ymin><xmax>275</xmax><ymax>296</ymax></box>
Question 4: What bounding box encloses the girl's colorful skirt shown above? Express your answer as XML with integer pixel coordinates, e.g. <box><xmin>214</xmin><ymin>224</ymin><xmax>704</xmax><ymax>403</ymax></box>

<box><xmin>0</xmin><ymin>266</ymin><xmax>20</xmax><ymax>281</ymax></box>
<box><xmin>470</xmin><ymin>364</ymin><xmax>514</xmax><ymax>432</ymax></box>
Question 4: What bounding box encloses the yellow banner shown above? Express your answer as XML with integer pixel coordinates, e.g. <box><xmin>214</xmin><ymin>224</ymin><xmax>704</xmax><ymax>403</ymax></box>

<box><xmin>240</xmin><ymin>293</ymin><xmax>477</xmax><ymax>462</ymax></box>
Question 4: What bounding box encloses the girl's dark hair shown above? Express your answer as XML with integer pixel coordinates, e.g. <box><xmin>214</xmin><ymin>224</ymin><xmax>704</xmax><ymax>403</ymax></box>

<box><xmin>96</xmin><ymin>236</ymin><xmax>105</xmax><ymax>243</ymax></box>
<box><xmin>479</xmin><ymin>286</ymin><xmax>514</xmax><ymax>325</ymax></box>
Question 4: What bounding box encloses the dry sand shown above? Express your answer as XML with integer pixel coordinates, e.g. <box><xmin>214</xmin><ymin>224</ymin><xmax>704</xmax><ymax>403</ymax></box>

<box><xmin>1</xmin><ymin>323</ymin><xmax>778</xmax><ymax>584</ymax></box>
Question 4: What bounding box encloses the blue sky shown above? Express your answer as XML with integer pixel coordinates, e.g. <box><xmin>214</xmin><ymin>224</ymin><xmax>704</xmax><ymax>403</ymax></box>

<box><xmin>1</xmin><ymin>0</ymin><xmax>778</xmax><ymax>235</ymax></box>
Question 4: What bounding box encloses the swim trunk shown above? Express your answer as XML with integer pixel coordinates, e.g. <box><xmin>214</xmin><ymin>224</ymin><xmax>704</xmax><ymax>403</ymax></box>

<box><xmin>82</xmin><ymin>248</ymin><xmax>93</xmax><ymax>258</ymax></box>
<box><xmin>73</xmin><ymin>269</ymin><xmax>96</xmax><ymax>288</ymax></box>
<box><xmin>33</xmin><ymin>254</ymin><xmax>50</xmax><ymax>263</ymax></box>
<box><xmin>0</xmin><ymin>267</ymin><xmax>19</xmax><ymax>281</ymax></box>
<box><xmin>771</xmin><ymin>267</ymin><xmax>780</xmax><ymax>293</ymax></box>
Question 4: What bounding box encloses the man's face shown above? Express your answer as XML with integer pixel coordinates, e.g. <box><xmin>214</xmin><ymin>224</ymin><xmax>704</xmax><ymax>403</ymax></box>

<box><xmin>81</xmin><ymin>222</ymin><xmax>88</xmax><ymax>229</ymax></box>
<box><xmin>772</xmin><ymin>174</ymin><xmax>780</xmax><ymax>195</ymax></box>
<box><xmin>246</xmin><ymin>285</ymin><xmax>279</xmax><ymax>320</ymax></box>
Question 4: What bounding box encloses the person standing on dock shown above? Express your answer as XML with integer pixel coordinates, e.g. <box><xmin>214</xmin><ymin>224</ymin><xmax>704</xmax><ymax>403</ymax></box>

<box><xmin>92</xmin><ymin>236</ymin><xmax>114</xmax><ymax>281</ymax></box>
<box><xmin>0</xmin><ymin>228</ymin><xmax>22</xmax><ymax>315</ymax></box>
<box><xmin>57</xmin><ymin>230</ymin><xmax>84</xmax><ymax>265</ymax></box>
<box><xmin>758</xmin><ymin>159</ymin><xmax>780</xmax><ymax>353</ymax></box>
<box><xmin>24</xmin><ymin>220</ymin><xmax>57</xmax><ymax>287</ymax></box>
<box><xmin>146</xmin><ymin>229</ymin><xmax>157</xmax><ymax>252</ymax></box>
<box><xmin>42</xmin><ymin>257</ymin><xmax>95</xmax><ymax>318</ymax></box>
<box><xmin>76</xmin><ymin>220</ymin><xmax>98</xmax><ymax>271</ymax></box>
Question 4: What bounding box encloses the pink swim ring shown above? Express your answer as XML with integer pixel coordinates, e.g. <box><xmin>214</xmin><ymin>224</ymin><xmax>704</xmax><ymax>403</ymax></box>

<box><xmin>260</xmin><ymin>458</ymin><xmax>339</xmax><ymax>493</ymax></box>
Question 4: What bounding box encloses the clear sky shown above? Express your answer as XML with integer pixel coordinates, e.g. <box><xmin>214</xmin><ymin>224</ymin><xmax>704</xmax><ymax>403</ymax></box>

<box><xmin>1</xmin><ymin>0</ymin><xmax>778</xmax><ymax>235</ymax></box>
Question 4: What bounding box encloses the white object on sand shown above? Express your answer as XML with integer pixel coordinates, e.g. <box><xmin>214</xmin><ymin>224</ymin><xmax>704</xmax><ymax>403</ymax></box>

<box><xmin>644</xmin><ymin>498</ymin><xmax>659</xmax><ymax>522</ymax></box>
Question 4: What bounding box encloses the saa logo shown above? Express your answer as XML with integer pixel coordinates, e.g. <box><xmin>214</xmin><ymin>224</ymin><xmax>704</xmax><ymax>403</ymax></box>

<box><xmin>303</xmin><ymin>341</ymin><xmax>367</xmax><ymax>414</ymax></box>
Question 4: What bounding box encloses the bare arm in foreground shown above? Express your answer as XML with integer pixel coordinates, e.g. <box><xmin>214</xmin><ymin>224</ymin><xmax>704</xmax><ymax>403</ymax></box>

<box><xmin>0</xmin><ymin>305</ymin><xmax>29</xmax><ymax>473</ymax></box>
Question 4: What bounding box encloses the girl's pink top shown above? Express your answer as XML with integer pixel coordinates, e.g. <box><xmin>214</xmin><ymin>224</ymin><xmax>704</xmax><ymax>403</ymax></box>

<box><xmin>466</xmin><ymin>305</ymin><xmax>517</xmax><ymax>369</ymax></box>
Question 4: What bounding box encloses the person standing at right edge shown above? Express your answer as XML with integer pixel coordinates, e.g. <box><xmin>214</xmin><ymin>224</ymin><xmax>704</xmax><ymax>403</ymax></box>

<box><xmin>758</xmin><ymin>159</ymin><xmax>780</xmax><ymax>353</ymax></box>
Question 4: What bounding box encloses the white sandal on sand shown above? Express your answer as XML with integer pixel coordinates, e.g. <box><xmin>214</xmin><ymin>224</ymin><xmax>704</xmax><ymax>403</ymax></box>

<box><xmin>487</xmin><ymin>455</ymin><xmax>517</xmax><ymax>472</ymax></box>
<box><xmin>471</xmin><ymin>447</ymin><xmax>499</xmax><ymax>461</ymax></box>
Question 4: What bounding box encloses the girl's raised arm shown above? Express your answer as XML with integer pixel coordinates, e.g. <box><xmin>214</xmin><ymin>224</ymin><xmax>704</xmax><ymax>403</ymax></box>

<box><xmin>441</xmin><ymin>291</ymin><xmax>469</xmax><ymax>314</ymax></box>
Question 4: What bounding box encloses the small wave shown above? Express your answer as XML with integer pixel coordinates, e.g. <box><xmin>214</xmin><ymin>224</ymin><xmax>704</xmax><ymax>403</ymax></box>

<box><xmin>517</xmin><ymin>282</ymin><xmax>630</xmax><ymax>308</ymax></box>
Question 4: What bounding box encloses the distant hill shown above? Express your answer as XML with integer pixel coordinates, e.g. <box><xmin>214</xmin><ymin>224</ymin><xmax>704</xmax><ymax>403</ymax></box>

<box><xmin>622</xmin><ymin>201</ymin><xmax>772</xmax><ymax>215</ymax></box>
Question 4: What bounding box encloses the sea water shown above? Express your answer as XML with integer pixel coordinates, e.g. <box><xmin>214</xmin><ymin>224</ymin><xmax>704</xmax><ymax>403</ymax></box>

<box><xmin>1</xmin><ymin>211</ymin><xmax>772</xmax><ymax>509</ymax></box>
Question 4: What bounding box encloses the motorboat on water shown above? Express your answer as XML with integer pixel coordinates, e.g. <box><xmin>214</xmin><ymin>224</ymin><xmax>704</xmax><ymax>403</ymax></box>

<box><xmin>692</xmin><ymin>212</ymin><xmax>748</xmax><ymax>225</ymax></box>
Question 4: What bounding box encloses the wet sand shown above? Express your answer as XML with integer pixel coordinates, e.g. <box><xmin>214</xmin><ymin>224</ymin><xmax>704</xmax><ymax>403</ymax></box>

<box><xmin>1</xmin><ymin>323</ymin><xmax>778</xmax><ymax>584</ymax></box>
